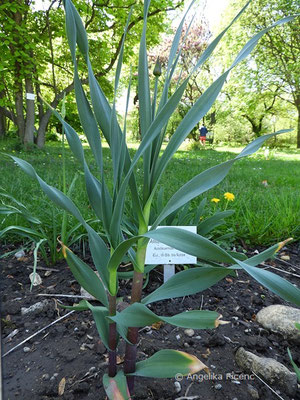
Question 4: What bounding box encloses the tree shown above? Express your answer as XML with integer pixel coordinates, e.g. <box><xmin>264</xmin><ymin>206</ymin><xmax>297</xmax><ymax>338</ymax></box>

<box><xmin>0</xmin><ymin>0</ymin><xmax>184</xmax><ymax>147</ymax></box>
<box><xmin>219</xmin><ymin>0</ymin><xmax>300</xmax><ymax>146</ymax></box>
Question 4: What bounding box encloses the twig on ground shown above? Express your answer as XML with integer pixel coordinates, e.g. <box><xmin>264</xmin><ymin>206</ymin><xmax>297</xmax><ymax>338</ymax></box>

<box><xmin>37</xmin><ymin>293</ymin><xmax>92</xmax><ymax>299</ymax></box>
<box><xmin>26</xmin><ymin>265</ymin><xmax>59</xmax><ymax>272</ymax></box>
<box><xmin>262</xmin><ymin>264</ymin><xmax>300</xmax><ymax>279</ymax></box>
<box><xmin>200</xmin><ymin>295</ymin><xmax>204</xmax><ymax>310</ymax></box>
<box><xmin>251</xmin><ymin>371</ymin><xmax>285</xmax><ymax>400</ymax></box>
<box><xmin>223</xmin><ymin>335</ymin><xmax>239</xmax><ymax>344</ymax></box>
<box><xmin>69</xmin><ymin>363</ymin><xmax>108</xmax><ymax>387</ymax></box>
<box><xmin>2</xmin><ymin>311</ymin><xmax>75</xmax><ymax>357</ymax></box>
<box><xmin>275</xmin><ymin>256</ymin><xmax>300</xmax><ymax>271</ymax></box>
<box><xmin>175</xmin><ymin>397</ymin><xmax>199</xmax><ymax>400</ymax></box>
<box><xmin>185</xmin><ymin>382</ymin><xmax>194</xmax><ymax>397</ymax></box>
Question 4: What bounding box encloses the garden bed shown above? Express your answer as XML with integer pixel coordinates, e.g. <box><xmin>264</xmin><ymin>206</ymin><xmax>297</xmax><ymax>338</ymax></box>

<box><xmin>1</xmin><ymin>243</ymin><xmax>300</xmax><ymax>400</ymax></box>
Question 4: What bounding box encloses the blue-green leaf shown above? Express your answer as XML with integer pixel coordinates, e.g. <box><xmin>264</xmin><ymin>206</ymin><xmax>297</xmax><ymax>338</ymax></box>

<box><xmin>130</xmin><ymin>349</ymin><xmax>208</xmax><ymax>378</ymax></box>
<box><xmin>142</xmin><ymin>266</ymin><xmax>234</xmax><ymax>305</ymax></box>
<box><xmin>63</xmin><ymin>247</ymin><xmax>108</xmax><ymax>306</ymax></box>
<box><xmin>109</xmin><ymin>303</ymin><xmax>221</xmax><ymax>332</ymax></box>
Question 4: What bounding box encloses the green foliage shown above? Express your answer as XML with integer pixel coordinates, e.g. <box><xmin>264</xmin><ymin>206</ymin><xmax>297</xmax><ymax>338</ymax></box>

<box><xmin>1</xmin><ymin>143</ymin><xmax>299</xmax><ymax>245</ymax></box>
<box><xmin>0</xmin><ymin>0</ymin><xmax>184</xmax><ymax>144</ymax></box>
<box><xmin>3</xmin><ymin>0</ymin><xmax>300</xmax><ymax>396</ymax></box>
<box><xmin>215</xmin><ymin>0</ymin><xmax>300</xmax><ymax>145</ymax></box>
<box><xmin>0</xmin><ymin>185</ymin><xmax>86</xmax><ymax>264</ymax></box>
<box><xmin>131</xmin><ymin>349</ymin><xmax>208</xmax><ymax>378</ymax></box>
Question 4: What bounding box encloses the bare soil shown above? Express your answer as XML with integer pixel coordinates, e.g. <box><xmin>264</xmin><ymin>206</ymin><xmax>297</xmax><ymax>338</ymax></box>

<box><xmin>1</xmin><ymin>243</ymin><xmax>300</xmax><ymax>400</ymax></box>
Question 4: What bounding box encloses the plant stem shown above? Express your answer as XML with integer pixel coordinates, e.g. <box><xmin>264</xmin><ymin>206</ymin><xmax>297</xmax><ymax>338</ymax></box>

<box><xmin>124</xmin><ymin>270</ymin><xmax>144</xmax><ymax>393</ymax></box>
<box><xmin>108</xmin><ymin>293</ymin><xmax>117</xmax><ymax>377</ymax></box>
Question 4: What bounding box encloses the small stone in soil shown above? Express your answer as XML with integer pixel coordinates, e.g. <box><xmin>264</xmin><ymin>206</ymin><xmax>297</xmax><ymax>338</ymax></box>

<box><xmin>51</xmin><ymin>373</ymin><xmax>58</xmax><ymax>380</ymax></box>
<box><xmin>176</xmin><ymin>334</ymin><xmax>181</xmax><ymax>340</ymax></box>
<box><xmin>174</xmin><ymin>381</ymin><xmax>181</xmax><ymax>393</ymax></box>
<box><xmin>247</xmin><ymin>384</ymin><xmax>259</xmax><ymax>399</ymax></box>
<box><xmin>184</xmin><ymin>328</ymin><xmax>194</xmax><ymax>337</ymax></box>
<box><xmin>23</xmin><ymin>347</ymin><xmax>30</xmax><ymax>353</ymax></box>
<box><xmin>214</xmin><ymin>383</ymin><xmax>222</xmax><ymax>390</ymax></box>
<box><xmin>15</xmin><ymin>250</ymin><xmax>25</xmax><ymax>259</ymax></box>
<box><xmin>21</xmin><ymin>300</ymin><xmax>49</xmax><ymax>316</ymax></box>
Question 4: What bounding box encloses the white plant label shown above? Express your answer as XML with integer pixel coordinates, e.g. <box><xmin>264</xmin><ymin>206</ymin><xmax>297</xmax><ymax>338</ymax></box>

<box><xmin>26</xmin><ymin>93</ymin><xmax>35</xmax><ymax>100</ymax></box>
<box><xmin>145</xmin><ymin>226</ymin><xmax>197</xmax><ymax>265</ymax></box>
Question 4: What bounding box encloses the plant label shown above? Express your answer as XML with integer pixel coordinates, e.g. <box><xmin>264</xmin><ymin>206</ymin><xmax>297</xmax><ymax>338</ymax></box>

<box><xmin>145</xmin><ymin>226</ymin><xmax>197</xmax><ymax>265</ymax></box>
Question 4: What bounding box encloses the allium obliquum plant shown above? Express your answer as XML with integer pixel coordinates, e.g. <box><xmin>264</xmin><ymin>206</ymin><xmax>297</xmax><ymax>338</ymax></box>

<box><xmin>8</xmin><ymin>0</ymin><xmax>300</xmax><ymax>397</ymax></box>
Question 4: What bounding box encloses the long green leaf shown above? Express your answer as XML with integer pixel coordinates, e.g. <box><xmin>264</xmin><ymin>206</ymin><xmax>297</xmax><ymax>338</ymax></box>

<box><xmin>0</xmin><ymin>225</ymin><xmax>43</xmax><ymax>239</ymax></box>
<box><xmin>130</xmin><ymin>349</ymin><xmax>208</xmax><ymax>378</ymax></box>
<box><xmin>85</xmin><ymin>301</ymin><xmax>111</xmax><ymax>350</ymax></box>
<box><xmin>64</xmin><ymin>0</ymin><xmax>144</xmax><ymax>225</ymax></box>
<box><xmin>142</xmin><ymin>266</ymin><xmax>234</xmax><ymax>304</ymax></box>
<box><xmin>60</xmin><ymin>299</ymin><xmax>111</xmax><ymax>349</ymax></box>
<box><xmin>109</xmin><ymin>303</ymin><xmax>220</xmax><ymax>331</ymax></box>
<box><xmin>9</xmin><ymin>155</ymin><xmax>110</xmax><ymax>287</ymax></box>
<box><xmin>145</xmin><ymin>227</ymin><xmax>235</xmax><ymax>263</ymax></box>
<box><xmin>197</xmin><ymin>210</ymin><xmax>235</xmax><ymax>236</ymax></box>
<box><xmin>42</xmin><ymin>99</ymin><xmax>113</xmax><ymax>237</ymax></box>
<box><xmin>238</xmin><ymin>261</ymin><xmax>300</xmax><ymax>306</ymax></box>
<box><xmin>288</xmin><ymin>348</ymin><xmax>300</xmax><ymax>382</ymax></box>
<box><xmin>63</xmin><ymin>247</ymin><xmax>108</xmax><ymax>306</ymax></box>
<box><xmin>143</xmin><ymin>228</ymin><xmax>300</xmax><ymax>305</ymax></box>
<box><xmin>153</xmin><ymin>131</ymin><xmax>291</xmax><ymax>226</ymax></box>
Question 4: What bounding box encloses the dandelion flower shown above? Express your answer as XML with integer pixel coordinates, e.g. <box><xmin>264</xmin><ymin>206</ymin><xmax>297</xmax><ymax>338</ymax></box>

<box><xmin>224</xmin><ymin>192</ymin><xmax>235</xmax><ymax>201</ymax></box>
<box><xmin>211</xmin><ymin>198</ymin><xmax>220</xmax><ymax>203</ymax></box>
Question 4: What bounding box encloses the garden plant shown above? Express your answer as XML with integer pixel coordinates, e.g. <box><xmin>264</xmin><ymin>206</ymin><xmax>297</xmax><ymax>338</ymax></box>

<box><xmin>6</xmin><ymin>0</ymin><xmax>300</xmax><ymax>397</ymax></box>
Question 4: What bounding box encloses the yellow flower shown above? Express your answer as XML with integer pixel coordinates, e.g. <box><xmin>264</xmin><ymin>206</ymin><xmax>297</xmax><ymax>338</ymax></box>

<box><xmin>224</xmin><ymin>192</ymin><xmax>235</xmax><ymax>201</ymax></box>
<box><xmin>211</xmin><ymin>198</ymin><xmax>220</xmax><ymax>203</ymax></box>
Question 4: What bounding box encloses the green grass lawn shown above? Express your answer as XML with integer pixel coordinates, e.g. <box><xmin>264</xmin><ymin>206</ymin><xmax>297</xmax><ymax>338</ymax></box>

<box><xmin>0</xmin><ymin>138</ymin><xmax>299</xmax><ymax>248</ymax></box>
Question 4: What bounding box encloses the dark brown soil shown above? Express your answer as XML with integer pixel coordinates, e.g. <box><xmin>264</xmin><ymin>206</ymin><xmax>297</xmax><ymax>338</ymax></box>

<box><xmin>1</xmin><ymin>243</ymin><xmax>300</xmax><ymax>400</ymax></box>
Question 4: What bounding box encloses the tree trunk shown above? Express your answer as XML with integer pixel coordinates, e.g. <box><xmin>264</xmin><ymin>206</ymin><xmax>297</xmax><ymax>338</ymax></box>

<box><xmin>36</xmin><ymin>108</ymin><xmax>51</xmax><ymax>148</ymax></box>
<box><xmin>36</xmin><ymin>83</ymin><xmax>73</xmax><ymax>148</ymax></box>
<box><xmin>35</xmin><ymin>80</ymin><xmax>44</xmax><ymax>122</ymax></box>
<box><xmin>295</xmin><ymin>96</ymin><xmax>300</xmax><ymax>149</ymax></box>
<box><xmin>15</xmin><ymin>77</ymin><xmax>25</xmax><ymax>141</ymax></box>
<box><xmin>297</xmin><ymin>107</ymin><xmax>300</xmax><ymax>149</ymax></box>
<box><xmin>0</xmin><ymin>111</ymin><xmax>6</xmax><ymax>137</ymax></box>
<box><xmin>24</xmin><ymin>78</ymin><xmax>35</xmax><ymax>145</ymax></box>
<box><xmin>12</xmin><ymin>9</ymin><xmax>25</xmax><ymax>141</ymax></box>
<box><xmin>0</xmin><ymin>91</ymin><xmax>6</xmax><ymax>137</ymax></box>
<box><xmin>242</xmin><ymin>114</ymin><xmax>263</xmax><ymax>138</ymax></box>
